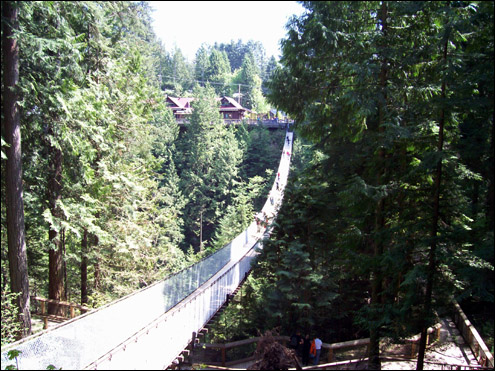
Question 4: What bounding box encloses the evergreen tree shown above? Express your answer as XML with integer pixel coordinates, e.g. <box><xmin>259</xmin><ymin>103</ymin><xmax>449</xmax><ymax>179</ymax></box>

<box><xmin>1</xmin><ymin>1</ymin><xmax>188</xmax><ymax>312</ymax></box>
<box><xmin>2</xmin><ymin>0</ymin><xmax>32</xmax><ymax>337</ymax></box>
<box><xmin>240</xmin><ymin>52</ymin><xmax>267</xmax><ymax>112</ymax></box>
<box><xmin>169</xmin><ymin>48</ymin><xmax>193</xmax><ymax>95</ymax></box>
<box><xmin>178</xmin><ymin>84</ymin><xmax>243</xmax><ymax>252</ymax></box>
<box><xmin>204</xmin><ymin>49</ymin><xmax>229</xmax><ymax>96</ymax></box>
<box><xmin>265</xmin><ymin>2</ymin><xmax>493</xmax><ymax>370</ymax></box>
<box><xmin>194</xmin><ymin>44</ymin><xmax>210</xmax><ymax>85</ymax></box>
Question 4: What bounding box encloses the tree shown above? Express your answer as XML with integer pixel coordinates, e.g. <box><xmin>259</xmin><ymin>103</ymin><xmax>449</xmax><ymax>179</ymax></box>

<box><xmin>266</xmin><ymin>3</ymin><xmax>493</xmax><ymax>370</ymax></box>
<box><xmin>2</xmin><ymin>0</ymin><xmax>32</xmax><ymax>337</ymax></box>
<box><xmin>240</xmin><ymin>52</ymin><xmax>267</xmax><ymax>112</ymax></box>
<box><xmin>169</xmin><ymin>48</ymin><xmax>193</xmax><ymax>95</ymax></box>
<box><xmin>3</xmin><ymin>1</ymin><xmax>189</xmax><ymax>312</ymax></box>
<box><xmin>206</xmin><ymin>49</ymin><xmax>232</xmax><ymax>96</ymax></box>
<box><xmin>194</xmin><ymin>44</ymin><xmax>210</xmax><ymax>85</ymax></box>
<box><xmin>178</xmin><ymin>84</ymin><xmax>243</xmax><ymax>252</ymax></box>
<box><xmin>262</xmin><ymin>56</ymin><xmax>278</xmax><ymax>94</ymax></box>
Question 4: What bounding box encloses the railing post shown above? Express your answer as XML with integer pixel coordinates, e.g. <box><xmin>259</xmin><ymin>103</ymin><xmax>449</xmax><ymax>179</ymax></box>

<box><xmin>190</xmin><ymin>331</ymin><xmax>196</xmax><ymax>357</ymax></box>
<box><xmin>221</xmin><ymin>345</ymin><xmax>226</xmax><ymax>367</ymax></box>
<box><xmin>40</xmin><ymin>301</ymin><xmax>48</xmax><ymax>329</ymax></box>
<box><xmin>70</xmin><ymin>305</ymin><xmax>75</xmax><ymax>319</ymax></box>
<box><xmin>328</xmin><ymin>348</ymin><xmax>333</xmax><ymax>362</ymax></box>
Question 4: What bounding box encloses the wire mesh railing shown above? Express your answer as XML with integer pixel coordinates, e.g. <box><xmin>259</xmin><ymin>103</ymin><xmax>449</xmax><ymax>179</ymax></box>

<box><xmin>1</xmin><ymin>132</ymin><xmax>293</xmax><ymax>370</ymax></box>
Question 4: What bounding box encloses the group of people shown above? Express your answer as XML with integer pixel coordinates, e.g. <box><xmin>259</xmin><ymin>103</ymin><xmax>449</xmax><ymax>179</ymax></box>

<box><xmin>289</xmin><ymin>331</ymin><xmax>322</xmax><ymax>366</ymax></box>
<box><xmin>255</xmin><ymin>212</ymin><xmax>270</xmax><ymax>233</ymax></box>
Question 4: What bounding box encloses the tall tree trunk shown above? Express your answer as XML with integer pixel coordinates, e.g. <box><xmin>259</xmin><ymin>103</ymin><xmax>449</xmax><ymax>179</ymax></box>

<box><xmin>47</xmin><ymin>139</ymin><xmax>65</xmax><ymax>315</ymax></box>
<box><xmin>487</xmin><ymin>107</ymin><xmax>494</xmax><ymax>230</ymax></box>
<box><xmin>369</xmin><ymin>3</ymin><xmax>388</xmax><ymax>369</ymax></box>
<box><xmin>2</xmin><ymin>0</ymin><xmax>32</xmax><ymax>338</ymax></box>
<box><xmin>416</xmin><ymin>26</ymin><xmax>449</xmax><ymax>371</ymax></box>
<box><xmin>81</xmin><ymin>229</ymin><xmax>88</xmax><ymax>305</ymax></box>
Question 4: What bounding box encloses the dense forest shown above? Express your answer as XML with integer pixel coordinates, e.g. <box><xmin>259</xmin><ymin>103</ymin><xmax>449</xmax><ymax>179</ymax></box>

<box><xmin>207</xmin><ymin>1</ymin><xmax>494</xmax><ymax>369</ymax></box>
<box><xmin>1</xmin><ymin>1</ymin><xmax>494</xmax><ymax>370</ymax></box>
<box><xmin>1</xmin><ymin>0</ymin><xmax>284</xmax><ymax>344</ymax></box>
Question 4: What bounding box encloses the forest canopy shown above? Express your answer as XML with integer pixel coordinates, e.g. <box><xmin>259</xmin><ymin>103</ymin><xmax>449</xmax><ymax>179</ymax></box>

<box><xmin>1</xmin><ymin>0</ymin><xmax>284</xmax><ymax>342</ymax></box>
<box><xmin>1</xmin><ymin>3</ymin><xmax>493</xmax><ymax>368</ymax></box>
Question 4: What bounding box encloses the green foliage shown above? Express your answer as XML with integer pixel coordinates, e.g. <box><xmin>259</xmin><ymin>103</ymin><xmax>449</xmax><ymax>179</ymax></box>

<box><xmin>177</xmin><ymin>84</ymin><xmax>244</xmax><ymax>252</ymax></box>
<box><xmin>239</xmin><ymin>52</ymin><xmax>268</xmax><ymax>112</ymax></box>
<box><xmin>1</xmin><ymin>292</ymin><xmax>22</xmax><ymax>346</ymax></box>
<box><xmin>4</xmin><ymin>349</ymin><xmax>60</xmax><ymax>370</ymax></box>
<box><xmin>230</xmin><ymin>0</ymin><xmax>495</xmax><ymax>348</ymax></box>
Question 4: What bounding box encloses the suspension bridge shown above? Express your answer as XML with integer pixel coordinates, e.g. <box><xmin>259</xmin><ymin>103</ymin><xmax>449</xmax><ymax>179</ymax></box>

<box><xmin>1</xmin><ymin>133</ymin><xmax>294</xmax><ymax>370</ymax></box>
<box><xmin>2</xmin><ymin>130</ymin><xmax>493</xmax><ymax>370</ymax></box>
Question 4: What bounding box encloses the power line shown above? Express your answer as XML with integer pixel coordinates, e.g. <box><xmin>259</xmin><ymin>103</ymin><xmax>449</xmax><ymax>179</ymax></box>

<box><xmin>159</xmin><ymin>75</ymin><xmax>258</xmax><ymax>89</ymax></box>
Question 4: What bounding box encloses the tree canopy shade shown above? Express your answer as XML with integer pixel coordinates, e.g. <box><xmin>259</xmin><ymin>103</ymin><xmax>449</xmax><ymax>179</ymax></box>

<box><xmin>264</xmin><ymin>1</ymin><xmax>493</xmax><ymax>369</ymax></box>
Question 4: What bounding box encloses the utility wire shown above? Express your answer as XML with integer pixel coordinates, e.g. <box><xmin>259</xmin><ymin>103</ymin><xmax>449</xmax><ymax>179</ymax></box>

<box><xmin>159</xmin><ymin>75</ymin><xmax>259</xmax><ymax>89</ymax></box>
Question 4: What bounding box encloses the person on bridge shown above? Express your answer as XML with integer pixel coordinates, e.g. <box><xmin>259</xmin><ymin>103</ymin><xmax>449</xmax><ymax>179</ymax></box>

<box><xmin>286</xmin><ymin>136</ymin><xmax>290</xmax><ymax>145</ymax></box>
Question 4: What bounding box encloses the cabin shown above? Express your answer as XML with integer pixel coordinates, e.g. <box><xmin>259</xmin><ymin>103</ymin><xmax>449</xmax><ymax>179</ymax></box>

<box><xmin>165</xmin><ymin>96</ymin><xmax>194</xmax><ymax>120</ymax></box>
<box><xmin>218</xmin><ymin>96</ymin><xmax>250</xmax><ymax>120</ymax></box>
<box><xmin>166</xmin><ymin>96</ymin><xmax>250</xmax><ymax>121</ymax></box>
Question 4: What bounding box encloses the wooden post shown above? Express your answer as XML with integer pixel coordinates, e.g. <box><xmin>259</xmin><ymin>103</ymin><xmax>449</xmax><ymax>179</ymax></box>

<box><xmin>221</xmin><ymin>346</ymin><xmax>226</xmax><ymax>367</ymax></box>
<box><xmin>328</xmin><ymin>348</ymin><xmax>333</xmax><ymax>362</ymax></box>
<box><xmin>190</xmin><ymin>331</ymin><xmax>196</xmax><ymax>357</ymax></box>
<box><xmin>70</xmin><ymin>305</ymin><xmax>75</xmax><ymax>318</ymax></box>
<box><xmin>40</xmin><ymin>301</ymin><xmax>48</xmax><ymax>329</ymax></box>
<box><xmin>411</xmin><ymin>342</ymin><xmax>416</xmax><ymax>358</ymax></box>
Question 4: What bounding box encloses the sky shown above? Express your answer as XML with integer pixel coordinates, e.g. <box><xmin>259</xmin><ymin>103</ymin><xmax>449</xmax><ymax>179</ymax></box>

<box><xmin>149</xmin><ymin>1</ymin><xmax>306</xmax><ymax>62</ymax></box>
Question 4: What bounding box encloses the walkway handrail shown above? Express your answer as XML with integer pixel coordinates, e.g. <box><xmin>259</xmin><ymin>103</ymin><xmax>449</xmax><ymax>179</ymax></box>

<box><xmin>452</xmin><ymin>300</ymin><xmax>494</xmax><ymax>368</ymax></box>
<box><xmin>193</xmin><ymin>321</ymin><xmax>443</xmax><ymax>367</ymax></box>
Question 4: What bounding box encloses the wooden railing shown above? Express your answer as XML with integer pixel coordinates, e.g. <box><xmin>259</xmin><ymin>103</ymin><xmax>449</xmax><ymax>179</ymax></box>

<box><xmin>195</xmin><ymin>335</ymin><xmax>289</xmax><ymax>367</ymax></box>
<box><xmin>30</xmin><ymin>296</ymin><xmax>90</xmax><ymax>329</ymax></box>
<box><xmin>452</xmin><ymin>300</ymin><xmax>494</xmax><ymax>369</ymax></box>
<box><xmin>193</xmin><ymin>322</ymin><xmax>445</xmax><ymax>368</ymax></box>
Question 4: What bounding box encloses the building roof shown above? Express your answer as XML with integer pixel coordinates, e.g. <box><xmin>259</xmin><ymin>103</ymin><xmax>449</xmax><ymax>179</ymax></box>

<box><xmin>167</xmin><ymin>96</ymin><xmax>195</xmax><ymax>109</ymax></box>
<box><xmin>167</xmin><ymin>96</ymin><xmax>250</xmax><ymax>114</ymax></box>
<box><xmin>218</xmin><ymin>96</ymin><xmax>245</xmax><ymax>109</ymax></box>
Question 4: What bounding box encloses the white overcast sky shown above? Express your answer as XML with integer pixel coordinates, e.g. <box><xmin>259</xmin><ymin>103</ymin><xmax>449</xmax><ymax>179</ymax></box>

<box><xmin>149</xmin><ymin>1</ymin><xmax>306</xmax><ymax>62</ymax></box>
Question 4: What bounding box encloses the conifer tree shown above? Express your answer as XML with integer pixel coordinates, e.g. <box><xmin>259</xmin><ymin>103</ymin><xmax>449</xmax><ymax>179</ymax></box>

<box><xmin>265</xmin><ymin>3</ymin><xmax>493</xmax><ymax>370</ymax></box>
<box><xmin>178</xmin><ymin>84</ymin><xmax>243</xmax><ymax>252</ymax></box>
<box><xmin>2</xmin><ymin>0</ymin><xmax>32</xmax><ymax>337</ymax></box>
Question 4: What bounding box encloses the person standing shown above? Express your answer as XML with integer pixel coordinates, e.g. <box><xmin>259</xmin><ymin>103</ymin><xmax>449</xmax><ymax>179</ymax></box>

<box><xmin>313</xmin><ymin>335</ymin><xmax>322</xmax><ymax>365</ymax></box>
<box><xmin>302</xmin><ymin>334</ymin><xmax>311</xmax><ymax>366</ymax></box>
<box><xmin>290</xmin><ymin>331</ymin><xmax>302</xmax><ymax>351</ymax></box>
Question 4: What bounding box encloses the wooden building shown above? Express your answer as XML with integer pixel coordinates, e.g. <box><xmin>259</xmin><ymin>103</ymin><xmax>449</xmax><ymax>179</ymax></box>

<box><xmin>166</xmin><ymin>96</ymin><xmax>250</xmax><ymax>121</ymax></box>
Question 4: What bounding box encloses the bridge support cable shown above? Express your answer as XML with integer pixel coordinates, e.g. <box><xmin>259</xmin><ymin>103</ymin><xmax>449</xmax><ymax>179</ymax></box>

<box><xmin>0</xmin><ymin>132</ymin><xmax>293</xmax><ymax>370</ymax></box>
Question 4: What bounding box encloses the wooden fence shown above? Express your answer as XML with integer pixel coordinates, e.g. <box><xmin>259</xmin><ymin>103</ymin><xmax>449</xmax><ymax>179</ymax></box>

<box><xmin>192</xmin><ymin>322</ymin><xmax>444</xmax><ymax>368</ymax></box>
<box><xmin>452</xmin><ymin>300</ymin><xmax>494</xmax><ymax>368</ymax></box>
<box><xmin>30</xmin><ymin>296</ymin><xmax>90</xmax><ymax>329</ymax></box>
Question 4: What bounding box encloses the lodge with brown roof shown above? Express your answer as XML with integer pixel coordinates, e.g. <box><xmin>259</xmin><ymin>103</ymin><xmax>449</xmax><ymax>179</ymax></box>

<box><xmin>166</xmin><ymin>96</ymin><xmax>250</xmax><ymax>121</ymax></box>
